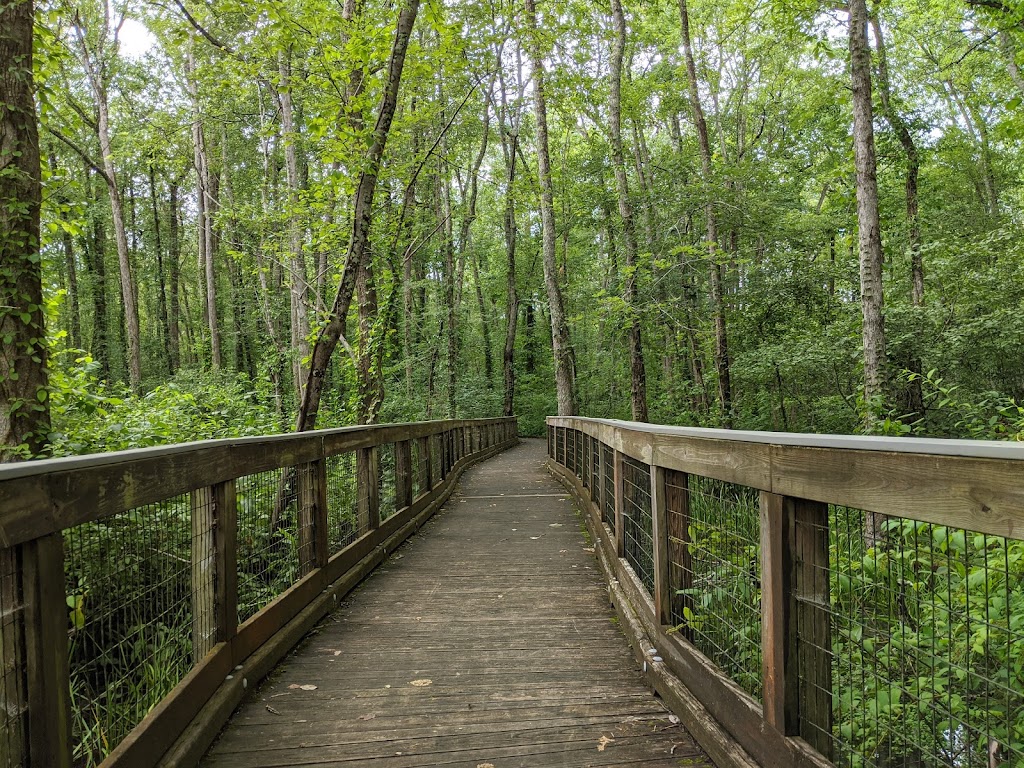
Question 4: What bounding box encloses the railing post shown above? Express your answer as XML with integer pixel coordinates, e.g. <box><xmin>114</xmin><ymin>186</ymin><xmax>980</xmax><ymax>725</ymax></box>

<box><xmin>357</xmin><ymin>446</ymin><xmax>380</xmax><ymax>531</ymax></box>
<box><xmin>760</xmin><ymin>491</ymin><xmax>832</xmax><ymax>759</ymax></box>
<box><xmin>193</xmin><ymin>479</ymin><xmax>239</xmax><ymax>655</ymax></box>
<box><xmin>613</xmin><ymin>450</ymin><xmax>625</xmax><ymax>558</ymax></box>
<box><xmin>20</xmin><ymin>535</ymin><xmax>73</xmax><ymax>767</ymax></box>
<box><xmin>651</xmin><ymin>464</ymin><xmax>671</xmax><ymax>626</ymax></box>
<box><xmin>419</xmin><ymin>436</ymin><xmax>433</xmax><ymax>491</ymax></box>
<box><xmin>395</xmin><ymin>440</ymin><xmax>413</xmax><ymax>511</ymax></box>
<box><xmin>297</xmin><ymin>461</ymin><xmax>328</xmax><ymax>574</ymax></box>
<box><xmin>665</xmin><ymin>470</ymin><xmax>693</xmax><ymax>640</ymax></box>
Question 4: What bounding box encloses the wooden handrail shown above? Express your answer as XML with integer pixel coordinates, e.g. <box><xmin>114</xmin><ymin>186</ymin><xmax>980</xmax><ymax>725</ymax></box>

<box><xmin>547</xmin><ymin>417</ymin><xmax>1024</xmax><ymax>768</ymax></box>
<box><xmin>547</xmin><ymin>416</ymin><xmax>1024</xmax><ymax>540</ymax></box>
<box><xmin>0</xmin><ymin>417</ymin><xmax>518</xmax><ymax>768</ymax></box>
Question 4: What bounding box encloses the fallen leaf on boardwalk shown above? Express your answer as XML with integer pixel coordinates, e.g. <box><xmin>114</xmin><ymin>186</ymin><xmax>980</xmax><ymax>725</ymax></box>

<box><xmin>288</xmin><ymin>684</ymin><xmax>318</xmax><ymax>691</ymax></box>
<box><xmin>265</xmin><ymin>706</ymin><xmax>280</xmax><ymax>715</ymax></box>
<box><xmin>530</xmin><ymin>536</ymin><xmax>541</xmax><ymax>540</ymax></box>
<box><xmin>409</xmin><ymin>679</ymin><xmax>433</xmax><ymax>687</ymax></box>
<box><xmin>358</xmin><ymin>714</ymin><xmax>376</xmax><ymax>721</ymax></box>
<box><xmin>334</xmin><ymin>650</ymin><xmax>342</xmax><ymax>656</ymax></box>
<box><xmin>597</xmin><ymin>735</ymin><xmax>615</xmax><ymax>752</ymax></box>
<box><xmin>582</xmin><ymin>547</ymin><xmax>595</xmax><ymax>553</ymax></box>
<box><xmin>668</xmin><ymin>714</ymin><xmax>680</xmax><ymax>724</ymax></box>
<box><xmin>549</xmin><ymin>523</ymin><xmax>563</xmax><ymax>528</ymax></box>
<box><xmin>477</xmin><ymin>763</ymin><xmax>496</xmax><ymax>767</ymax></box>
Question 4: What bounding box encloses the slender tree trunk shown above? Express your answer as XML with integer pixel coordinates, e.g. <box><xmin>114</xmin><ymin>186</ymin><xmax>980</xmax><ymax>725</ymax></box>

<box><xmin>167</xmin><ymin>181</ymin><xmax>182</xmax><ymax>371</ymax></box>
<box><xmin>442</xmin><ymin>168</ymin><xmax>458</xmax><ymax>417</ymax></box>
<box><xmin>498</xmin><ymin>45</ymin><xmax>522</xmax><ymax>417</ymax></box>
<box><xmin>1</xmin><ymin>0</ymin><xmax>50</xmax><ymax>461</ymax></box>
<box><xmin>524</xmin><ymin>0</ymin><xmax>576</xmax><ymax>416</ymax></box>
<box><xmin>356</xmin><ymin>262</ymin><xmax>382</xmax><ymax>423</ymax></box>
<box><xmin>850</xmin><ymin>0</ymin><xmax>887</xmax><ymax>419</ymax></box>
<box><xmin>279</xmin><ymin>50</ymin><xmax>311</xmax><ymax>401</ymax></box>
<box><xmin>610</xmin><ymin>0</ymin><xmax>649</xmax><ymax>422</ymax></box>
<box><xmin>50</xmin><ymin>155</ymin><xmax>82</xmax><ymax>351</ymax></box>
<box><xmin>149</xmin><ymin>164</ymin><xmax>172</xmax><ymax>374</ymax></box>
<box><xmin>872</xmin><ymin>13</ymin><xmax>923</xmax><ymax>416</ymax></box>
<box><xmin>679</xmin><ymin>0</ymin><xmax>731</xmax><ymax>427</ymax></box>
<box><xmin>86</xmin><ymin>167</ymin><xmax>111</xmax><ymax>378</ymax></box>
<box><xmin>296</xmin><ymin>0</ymin><xmax>421</xmax><ymax>432</ymax></box>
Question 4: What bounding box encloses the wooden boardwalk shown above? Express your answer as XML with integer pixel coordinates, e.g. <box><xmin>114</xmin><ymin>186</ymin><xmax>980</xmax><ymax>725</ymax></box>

<box><xmin>202</xmin><ymin>439</ymin><xmax>714</xmax><ymax>768</ymax></box>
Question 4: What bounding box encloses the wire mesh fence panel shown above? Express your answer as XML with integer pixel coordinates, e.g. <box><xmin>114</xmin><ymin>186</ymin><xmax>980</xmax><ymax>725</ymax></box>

<box><xmin>431</xmin><ymin>435</ymin><xmax>442</xmax><ymax>485</ymax></box>
<box><xmin>683</xmin><ymin>475</ymin><xmax>762</xmax><ymax>700</ymax></box>
<box><xmin>64</xmin><ymin>497</ymin><xmax>198</xmax><ymax>766</ymax></box>
<box><xmin>0</xmin><ymin>551</ymin><xmax>27</xmax><ymax>768</ymax></box>
<box><xmin>582</xmin><ymin>435</ymin><xmax>590</xmax><ymax>491</ymax></box>
<box><xmin>325</xmin><ymin>452</ymin><xmax>359</xmax><ymax>554</ymax></box>
<box><xmin>236</xmin><ymin>469</ymin><xmax>299</xmax><ymax>624</ymax></box>
<box><xmin>621</xmin><ymin>456</ymin><xmax>654</xmax><ymax>595</ymax></box>
<box><xmin>557</xmin><ymin>428</ymin><xmax>565</xmax><ymax>466</ymax></box>
<box><xmin>602</xmin><ymin>445</ymin><xmax>615</xmax><ymax>527</ymax></box>
<box><xmin>590</xmin><ymin>437</ymin><xmax>600</xmax><ymax>500</ymax></box>
<box><xmin>821</xmin><ymin>506</ymin><xmax>1024</xmax><ymax>768</ymax></box>
<box><xmin>575</xmin><ymin>430</ymin><xmax>584</xmax><ymax>480</ymax></box>
<box><xmin>377</xmin><ymin>444</ymin><xmax>396</xmax><ymax>522</ymax></box>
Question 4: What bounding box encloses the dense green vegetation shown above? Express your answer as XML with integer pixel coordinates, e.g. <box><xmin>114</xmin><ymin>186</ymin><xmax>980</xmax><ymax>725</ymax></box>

<box><xmin>10</xmin><ymin>0</ymin><xmax>1024</xmax><ymax>451</ymax></box>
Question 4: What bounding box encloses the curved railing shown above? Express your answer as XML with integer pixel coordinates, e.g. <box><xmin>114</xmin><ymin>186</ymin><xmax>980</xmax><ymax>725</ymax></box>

<box><xmin>547</xmin><ymin>417</ymin><xmax>1024</xmax><ymax>768</ymax></box>
<box><xmin>0</xmin><ymin>417</ymin><xmax>517</xmax><ymax>768</ymax></box>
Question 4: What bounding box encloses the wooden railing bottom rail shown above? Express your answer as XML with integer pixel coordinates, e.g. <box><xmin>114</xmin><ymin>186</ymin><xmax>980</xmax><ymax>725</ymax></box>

<box><xmin>547</xmin><ymin>457</ymin><xmax>829</xmax><ymax>768</ymax></box>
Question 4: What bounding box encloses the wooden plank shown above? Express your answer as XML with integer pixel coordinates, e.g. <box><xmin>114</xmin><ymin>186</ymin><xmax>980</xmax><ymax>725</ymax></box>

<box><xmin>215</xmin><ymin>480</ymin><xmax>239</xmax><ymax>642</ymax></box>
<box><xmin>771</xmin><ymin>444</ymin><xmax>1024</xmax><ymax>540</ymax></box>
<box><xmin>22</xmin><ymin>534</ymin><xmax>72</xmax><ymax>768</ymax></box>
<box><xmin>192</xmin><ymin>486</ymin><xmax>218</xmax><ymax>658</ymax></box>
<box><xmin>789</xmin><ymin>497</ymin><xmax>832</xmax><ymax>759</ymax></box>
<box><xmin>356</xmin><ymin>446</ymin><xmax>380</xmax><ymax>532</ymax></box>
<box><xmin>296</xmin><ymin>462</ymin><xmax>318</xmax><ymax>576</ymax></box>
<box><xmin>759</xmin><ymin>491</ymin><xmax>787</xmax><ymax>733</ymax></box>
<box><xmin>665</xmin><ymin>470</ymin><xmax>692</xmax><ymax>639</ymax></box>
<box><xmin>394</xmin><ymin>441</ymin><xmax>413</xmax><ymax>511</ymax></box>
<box><xmin>651</xmin><ymin>465</ymin><xmax>670</xmax><ymax>626</ymax></box>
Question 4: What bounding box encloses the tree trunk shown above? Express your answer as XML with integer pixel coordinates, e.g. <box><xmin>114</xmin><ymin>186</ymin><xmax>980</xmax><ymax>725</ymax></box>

<box><xmin>86</xmin><ymin>167</ymin><xmax>111</xmax><ymax>379</ymax></box>
<box><xmin>296</xmin><ymin>0</ymin><xmax>421</xmax><ymax>432</ymax></box>
<box><xmin>149</xmin><ymin>164</ymin><xmax>172</xmax><ymax>374</ymax></box>
<box><xmin>167</xmin><ymin>181</ymin><xmax>182</xmax><ymax>372</ymax></box>
<box><xmin>610</xmin><ymin>0</ymin><xmax>649</xmax><ymax>423</ymax></box>
<box><xmin>279</xmin><ymin>50</ymin><xmax>311</xmax><ymax>402</ymax></box>
<box><xmin>524</xmin><ymin>0</ymin><xmax>577</xmax><ymax>416</ymax></box>
<box><xmin>1</xmin><ymin>0</ymin><xmax>50</xmax><ymax>461</ymax></box>
<box><xmin>442</xmin><ymin>168</ymin><xmax>458</xmax><ymax>418</ymax></box>
<box><xmin>679</xmin><ymin>0</ymin><xmax>732</xmax><ymax>427</ymax></box>
<box><xmin>850</xmin><ymin>0</ymin><xmax>887</xmax><ymax>419</ymax></box>
<box><xmin>871</xmin><ymin>13</ymin><xmax>923</xmax><ymax>417</ymax></box>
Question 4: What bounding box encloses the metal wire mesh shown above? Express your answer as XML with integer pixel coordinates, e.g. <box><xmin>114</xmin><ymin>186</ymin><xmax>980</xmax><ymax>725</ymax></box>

<box><xmin>678</xmin><ymin>475</ymin><xmax>762</xmax><ymax>700</ymax></box>
<box><xmin>64</xmin><ymin>497</ymin><xmax>197</xmax><ymax>765</ymax></box>
<box><xmin>557</xmin><ymin>427</ymin><xmax>565</xmax><ymax>466</ymax></box>
<box><xmin>0</xmin><ymin>549</ymin><xmax>27</xmax><ymax>768</ymax></box>
<box><xmin>602</xmin><ymin>445</ymin><xmax>615</xmax><ymax>527</ymax></box>
<box><xmin>820</xmin><ymin>506</ymin><xmax>1024</xmax><ymax>767</ymax></box>
<box><xmin>590</xmin><ymin>436</ymin><xmax>600</xmax><ymax>500</ymax></box>
<box><xmin>325</xmin><ymin>452</ymin><xmax>359</xmax><ymax>554</ymax></box>
<box><xmin>236</xmin><ymin>469</ymin><xmax>299</xmax><ymax>623</ymax></box>
<box><xmin>582</xmin><ymin>434</ymin><xmax>590</xmax><ymax>491</ymax></box>
<box><xmin>378</xmin><ymin>444</ymin><xmax>396</xmax><ymax>522</ymax></box>
<box><xmin>621</xmin><ymin>456</ymin><xmax>654</xmax><ymax>595</ymax></box>
<box><xmin>431</xmin><ymin>434</ymin><xmax>442</xmax><ymax>485</ymax></box>
<box><xmin>575</xmin><ymin>430</ymin><xmax>584</xmax><ymax>480</ymax></box>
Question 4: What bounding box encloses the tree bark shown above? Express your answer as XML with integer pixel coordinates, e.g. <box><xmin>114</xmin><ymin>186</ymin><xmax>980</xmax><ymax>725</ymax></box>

<box><xmin>149</xmin><ymin>164</ymin><xmax>172</xmax><ymax>374</ymax></box>
<box><xmin>610</xmin><ymin>0</ymin><xmax>649</xmax><ymax>423</ymax></box>
<box><xmin>679</xmin><ymin>0</ymin><xmax>732</xmax><ymax>427</ymax></box>
<box><xmin>850</xmin><ymin>0</ymin><xmax>887</xmax><ymax>418</ymax></box>
<box><xmin>1</xmin><ymin>0</ymin><xmax>50</xmax><ymax>461</ymax></box>
<box><xmin>86</xmin><ymin>166</ymin><xmax>110</xmax><ymax>379</ymax></box>
<box><xmin>524</xmin><ymin>0</ymin><xmax>577</xmax><ymax>416</ymax></box>
<box><xmin>167</xmin><ymin>180</ymin><xmax>182</xmax><ymax>372</ymax></box>
<box><xmin>296</xmin><ymin>0</ymin><xmax>421</xmax><ymax>432</ymax></box>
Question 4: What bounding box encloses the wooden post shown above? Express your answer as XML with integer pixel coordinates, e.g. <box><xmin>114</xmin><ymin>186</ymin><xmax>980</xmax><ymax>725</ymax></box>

<box><xmin>193</xmin><ymin>479</ymin><xmax>239</xmax><ymax>654</ymax></box>
<box><xmin>214</xmin><ymin>480</ymin><xmax>239</xmax><ymax>640</ymax></box>
<box><xmin>395</xmin><ymin>440</ymin><xmax>413</xmax><ymax>511</ymax></box>
<box><xmin>297</xmin><ymin>461</ymin><xmax>328</xmax><ymax>574</ymax></box>
<box><xmin>651</xmin><ymin>465</ymin><xmax>671</xmax><ymax>626</ymax></box>
<box><xmin>547</xmin><ymin>424</ymin><xmax>553</xmax><ymax>458</ymax></box>
<box><xmin>21</xmin><ymin>535</ymin><xmax>73</xmax><ymax>768</ymax></box>
<box><xmin>613</xmin><ymin>450</ymin><xmax>625</xmax><ymax>557</ymax></box>
<box><xmin>596</xmin><ymin>441</ymin><xmax>606</xmax><ymax>519</ymax></box>
<box><xmin>357</xmin><ymin>446</ymin><xmax>380</xmax><ymax>532</ymax></box>
<box><xmin>666</xmin><ymin>470</ymin><xmax>693</xmax><ymax>639</ymax></box>
<box><xmin>192</xmin><ymin>486</ymin><xmax>217</xmax><ymax>657</ymax></box>
<box><xmin>760</xmin><ymin>492</ymin><xmax>833</xmax><ymax>759</ymax></box>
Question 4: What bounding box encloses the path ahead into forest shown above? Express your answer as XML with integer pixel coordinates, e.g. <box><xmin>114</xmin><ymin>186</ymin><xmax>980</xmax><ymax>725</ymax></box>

<box><xmin>201</xmin><ymin>439</ymin><xmax>713</xmax><ymax>768</ymax></box>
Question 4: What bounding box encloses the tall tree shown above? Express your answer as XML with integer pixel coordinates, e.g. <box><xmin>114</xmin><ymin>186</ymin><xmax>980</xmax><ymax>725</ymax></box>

<box><xmin>524</xmin><ymin>0</ymin><xmax>577</xmax><ymax>416</ymax></box>
<box><xmin>609</xmin><ymin>0</ymin><xmax>648</xmax><ymax>422</ymax></box>
<box><xmin>850</xmin><ymin>0</ymin><xmax>887</xmax><ymax>419</ymax></box>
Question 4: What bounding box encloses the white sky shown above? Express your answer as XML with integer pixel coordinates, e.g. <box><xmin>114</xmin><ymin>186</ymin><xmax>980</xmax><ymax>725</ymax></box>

<box><xmin>118</xmin><ymin>18</ymin><xmax>157</xmax><ymax>60</ymax></box>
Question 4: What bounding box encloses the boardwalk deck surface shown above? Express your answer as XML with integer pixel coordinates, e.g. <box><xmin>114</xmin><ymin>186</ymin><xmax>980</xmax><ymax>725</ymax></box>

<box><xmin>202</xmin><ymin>439</ymin><xmax>715</xmax><ymax>768</ymax></box>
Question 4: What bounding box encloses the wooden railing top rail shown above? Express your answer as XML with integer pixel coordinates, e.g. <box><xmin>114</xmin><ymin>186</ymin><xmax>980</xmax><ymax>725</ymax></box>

<box><xmin>0</xmin><ymin>417</ymin><xmax>514</xmax><ymax>548</ymax></box>
<box><xmin>548</xmin><ymin>416</ymin><xmax>1024</xmax><ymax>540</ymax></box>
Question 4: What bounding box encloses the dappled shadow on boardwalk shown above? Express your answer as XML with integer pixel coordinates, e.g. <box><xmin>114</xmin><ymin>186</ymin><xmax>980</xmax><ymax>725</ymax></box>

<box><xmin>202</xmin><ymin>439</ymin><xmax>714</xmax><ymax>768</ymax></box>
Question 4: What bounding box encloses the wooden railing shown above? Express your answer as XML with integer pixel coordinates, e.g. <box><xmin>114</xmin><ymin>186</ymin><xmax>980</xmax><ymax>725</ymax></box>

<box><xmin>547</xmin><ymin>417</ymin><xmax>1024</xmax><ymax>768</ymax></box>
<box><xmin>0</xmin><ymin>417</ymin><xmax>517</xmax><ymax>768</ymax></box>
